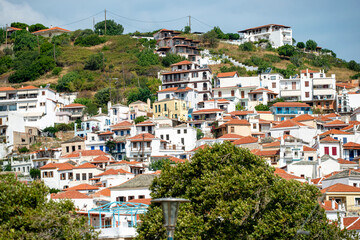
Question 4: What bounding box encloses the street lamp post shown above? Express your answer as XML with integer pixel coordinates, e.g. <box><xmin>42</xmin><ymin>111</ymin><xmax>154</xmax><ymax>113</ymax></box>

<box><xmin>152</xmin><ymin>197</ymin><xmax>190</xmax><ymax>240</ymax></box>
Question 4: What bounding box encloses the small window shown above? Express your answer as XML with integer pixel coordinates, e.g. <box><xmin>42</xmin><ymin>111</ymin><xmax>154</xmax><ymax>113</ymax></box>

<box><xmin>42</xmin><ymin>91</ymin><xmax>45</xmax><ymax>95</ymax></box>
<box><xmin>231</xmin><ymin>126</ymin><xmax>235</xmax><ymax>133</ymax></box>
<box><xmin>128</xmin><ymin>196</ymin><xmax>135</xmax><ymax>200</ymax></box>
<box><xmin>166</xmin><ymin>135</ymin><xmax>169</xmax><ymax>140</ymax></box>
<box><xmin>305</xmin><ymin>81</ymin><xmax>309</xmax><ymax>87</ymax></box>
<box><xmin>138</xmin><ymin>195</ymin><xmax>145</xmax><ymax>199</ymax></box>
<box><xmin>76</xmin><ymin>173</ymin><xmax>80</xmax><ymax>181</ymax></box>
<box><xmin>184</xmin><ymin>129</ymin><xmax>187</xmax><ymax>134</ymax></box>
<box><xmin>177</xmin><ymin>130</ymin><xmax>181</xmax><ymax>134</ymax></box>
<box><xmin>66</xmin><ymin>146</ymin><xmax>69</xmax><ymax>153</ymax></box>
<box><xmin>354</xmin><ymin>183</ymin><xmax>357</xmax><ymax>187</ymax></box>
<box><xmin>252</xmin><ymin>123</ymin><xmax>256</xmax><ymax>129</ymax></box>
<box><xmin>355</xmin><ymin>198</ymin><xmax>360</xmax><ymax>206</ymax></box>
<box><xmin>272</xmin><ymin>82</ymin><xmax>276</xmax><ymax>88</ymax></box>
<box><xmin>78</xmin><ymin>145</ymin><xmax>81</xmax><ymax>150</ymax></box>
<box><xmin>82</xmin><ymin>173</ymin><xmax>87</xmax><ymax>181</ymax></box>
<box><xmin>305</xmin><ymin>92</ymin><xmax>310</xmax><ymax>98</ymax></box>
<box><xmin>332</xmin><ymin>147</ymin><xmax>337</xmax><ymax>156</ymax></box>
<box><xmin>88</xmin><ymin>173</ymin><xmax>93</xmax><ymax>179</ymax></box>
<box><xmin>218</xmin><ymin>91</ymin><xmax>222</xmax><ymax>97</ymax></box>
<box><xmin>231</xmin><ymin>90</ymin><xmax>235</xmax><ymax>96</ymax></box>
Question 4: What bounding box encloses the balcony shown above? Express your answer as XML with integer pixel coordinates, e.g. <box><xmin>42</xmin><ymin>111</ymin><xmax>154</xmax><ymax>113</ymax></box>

<box><xmin>313</xmin><ymin>89</ymin><xmax>334</xmax><ymax>96</ymax></box>
<box><xmin>280</xmin><ymin>90</ymin><xmax>301</xmax><ymax>97</ymax></box>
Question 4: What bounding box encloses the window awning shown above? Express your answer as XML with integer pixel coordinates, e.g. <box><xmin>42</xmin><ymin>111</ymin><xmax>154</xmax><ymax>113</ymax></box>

<box><xmin>0</xmin><ymin>92</ymin><xmax>6</xmax><ymax>97</ymax></box>
<box><xmin>18</xmin><ymin>103</ymin><xmax>28</xmax><ymax>107</ymax></box>
<box><xmin>27</xmin><ymin>90</ymin><xmax>38</xmax><ymax>94</ymax></box>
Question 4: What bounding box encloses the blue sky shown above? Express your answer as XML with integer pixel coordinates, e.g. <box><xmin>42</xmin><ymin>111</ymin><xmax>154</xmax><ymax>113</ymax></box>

<box><xmin>1</xmin><ymin>0</ymin><xmax>359</xmax><ymax>62</ymax></box>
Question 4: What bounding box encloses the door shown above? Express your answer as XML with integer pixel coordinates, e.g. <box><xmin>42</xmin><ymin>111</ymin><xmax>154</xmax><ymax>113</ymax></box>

<box><xmin>292</xmin><ymin>82</ymin><xmax>296</xmax><ymax>90</ymax></box>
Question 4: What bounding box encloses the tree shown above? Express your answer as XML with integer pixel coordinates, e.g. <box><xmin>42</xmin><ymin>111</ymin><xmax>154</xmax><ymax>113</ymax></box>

<box><xmin>296</xmin><ymin>42</ymin><xmax>305</xmax><ymax>49</ymax></box>
<box><xmin>348</xmin><ymin>60</ymin><xmax>360</xmax><ymax>72</ymax></box>
<box><xmin>74</xmin><ymin>34</ymin><xmax>105</xmax><ymax>47</ymax></box>
<box><xmin>255</xmin><ymin>103</ymin><xmax>270</xmax><ymax>111</ymax></box>
<box><xmin>29</xmin><ymin>23</ymin><xmax>47</xmax><ymax>33</ymax></box>
<box><xmin>202</xmin><ymin>30</ymin><xmax>219</xmax><ymax>48</ymax></box>
<box><xmin>0</xmin><ymin>174</ymin><xmax>98</xmax><ymax>239</ymax></box>
<box><xmin>277</xmin><ymin>44</ymin><xmax>295</xmax><ymax>57</ymax></box>
<box><xmin>74</xmin><ymin>98</ymin><xmax>98</xmax><ymax>116</ymax></box>
<box><xmin>95</xmin><ymin>20</ymin><xmax>124</xmax><ymax>35</ymax></box>
<box><xmin>161</xmin><ymin>53</ymin><xmax>186</xmax><ymax>67</ymax></box>
<box><xmin>13</xmin><ymin>30</ymin><xmax>37</xmax><ymax>52</ymax></box>
<box><xmin>57</xmin><ymin>71</ymin><xmax>81</xmax><ymax>92</ymax></box>
<box><xmin>11</xmin><ymin>22</ymin><xmax>29</xmax><ymax>30</ymax></box>
<box><xmin>183</xmin><ymin>26</ymin><xmax>190</xmax><ymax>34</ymax></box>
<box><xmin>127</xmin><ymin>87</ymin><xmax>154</xmax><ymax>105</ymax></box>
<box><xmin>84</xmin><ymin>53</ymin><xmax>105</xmax><ymax>70</ymax></box>
<box><xmin>106</xmin><ymin>140</ymin><xmax>116</xmax><ymax>154</ymax></box>
<box><xmin>18</xmin><ymin>147</ymin><xmax>29</xmax><ymax>153</ymax></box>
<box><xmin>149</xmin><ymin>158</ymin><xmax>175</xmax><ymax>171</ymax></box>
<box><xmin>136</xmin><ymin>142</ymin><xmax>357</xmax><ymax>239</ymax></box>
<box><xmin>306</xmin><ymin>39</ymin><xmax>318</xmax><ymax>51</ymax></box>
<box><xmin>137</xmin><ymin>49</ymin><xmax>160</xmax><ymax>67</ymax></box>
<box><xmin>29</xmin><ymin>168</ymin><xmax>40</xmax><ymax>179</ymax></box>
<box><xmin>239</xmin><ymin>42</ymin><xmax>255</xmax><ymax>51</ymax></box>
<box><xmin>235</xmin><ymin>103</ymin><xmax>245</xmax><ymax>111</ymax></box>
<box><xmin>196</xmin><ymin>128</ymin><xmax>204</xmax><ymax>140</ymax></box>
<box><xmin>134</xmin><ymin>116</ymin><xmax>148</xmax><ymax>124</ymax></box>
<box><xmin>94</xmin><ymin>88</ymin><xmax>110</xmax><ymax>108</ymax></box>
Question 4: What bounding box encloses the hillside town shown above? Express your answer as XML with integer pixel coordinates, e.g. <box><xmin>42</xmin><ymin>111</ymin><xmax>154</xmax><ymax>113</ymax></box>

<box><xmin>1</xmin><ymin>17</ymin><xmax>360</xmax><ymax>239</ymax></box>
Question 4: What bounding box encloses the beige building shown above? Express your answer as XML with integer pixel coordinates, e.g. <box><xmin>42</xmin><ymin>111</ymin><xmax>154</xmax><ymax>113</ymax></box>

<box><xmin>217</xmin><ymin>119</ymin><xmax>251</xmax><ymax>137</ymax></box>
<box><xmin>13</xmin><ymin>126</ymin><xmax>40</xmax><ymax>151</ymax></box>
<box><xmin>61</xmin><ymin>136</ymin><xmax>85</xmax><ymax>155</ymax></box>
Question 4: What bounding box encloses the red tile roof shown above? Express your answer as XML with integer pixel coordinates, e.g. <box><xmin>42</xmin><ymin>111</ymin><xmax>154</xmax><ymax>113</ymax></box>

<box><xmin>274</xmin><ymin>168</ymin><xmax>304</xmax><ymax>180</ymax></box>
<box><xmin>63</xmin><ymin>103</ymin><xmax>85</xmax><ymax>108</ymax></box>
<box><xmin>300</xmin><ymin>69</ymin><xmax>318</xmax><ymax>73</ymax></box>
<box><xmin>40</xmin><ymin>163</ymin><xmax>74</xmax><ymax>171</ymax></box>
<box><xmin>171</xmin><ymin>60</ymin><xmax>192</xmax><ymax>66</ymax></box>
<box><xmin>92</xmin><ymin>188</ymin><xmax>111</xmax><ymax>197</ymax></box>
<box><xmin>248</xmin><ymin>88</ymin><xmax>277</xmax><ymax>94</ymax></box>
<box><xmin>233</xmin><ymin>136</ymin><xmax>258</xmax><ymax>145</ymax></box>
<box><xmin>93</xmin><ymin>155</ymin><xmax>110</xmax><ymax>161</ymax></box>
<box><xmin>51</xmin><ymin>190</ymin><xmax>91</xmax><ymax>199</ymax></box>
<box><xmin>135</xmin><ymin>121</ymin><xmax>155</xmax><ymax>126</ymax></box>
<box><xmin>229</xmin><ymin>110</ymin><xmax>254</xmax><ymax>116</ymax></box>
<box><xmin>32</xmin><ymin>27</ymin><xmax>71</xmax><ymax>34</ymax></box>
<box><xmin>223</xmin><ymin>119</ymin><xmax>250</xmax><ymax>126</ymax></box>
<box><xmin>272</xmin><ymin>102</ymin><xmax>310</xmax><ymax>107</ymax></box>
<box><xmin>64</xmin><ymin>184</ymin><xmax>99</xmax><ymax>191</ymax></box>
<box><xmin>239</xmin><ymin>24</ymin><xmax>290</xmax><ymax>32</ymax></box>
<box><xmin>218</xmin><ymin>133</ymin><xmax>243</xmax><ymax>139</ymax></box>
<box><xmin>320</xmin><ymin>129</ymin><xmax>352</xmax><ymax>136</ymax></box>
<box><xmin>189</xmin><ymin>144</ymin><xmax>211</xmax><ymax>152</ymax></box>
<box><xmin>343</xmin><ymin>142</ymin><xmax>360</xmax><ymax>150</ymax></box>
<box><xmin>111</xmin><ymin>121</ymin><xmax>132</xmax><ymax>128</ymax></box>
<box><xmin>292</xmin><ymin>114</ymin><xmax>315</xmax><ymax>122</ymax></box>
<box><xmin>321</xmin><ymin>183</ymin><xmax>360</xmax><ymax>193</ymax></box>
<box><xmin>217</xmin><ymin>71</ymin><xmax>237</xmax><ymax>78</ymax></box>
<box><xmin>303</xmin><ymin>146</ymin><xmax>316</xmax><ymax>152</ymax></box>
<box><xmin>252</xmin><ymin>149</ymin><xmax>280</xmax><ymax>156</ymax></box>
<box><xmin>18</xmin><ymin>85</ymin><xmax>38</xmax><ymax>90</ymax></box>
<box><xmin>74</xmin><ymin>162</ymin><xmax>98</xmax><ymax>169</ymax></box>
<box><xmin>62</xmin><ymin>150</ymin><xmax>107</xmax><ymax>158</ymax></box>
<box><xmin>337</xmin><ymin>158</ymin><xmax>357</xmax><ymax>164</ymax></box>
<box><xmin>320</xmin><ymin>200</ymin><xmax>339</xmax><ymax>211</ymax></box>
<box><xmin>0</xmin><ymin>87</ymin><xmax>16</xmax><ymax>91</ymax></box>
<box><xmin>324</xmin><ymin>113</ymin><xmax>340</xmax><ymax>118</ymax></box>
<box><xmin>128</xmin><ymin>133</ymin><xmax>156</xmax><ymax>141</ymax></box>
<box><xmin>320</xmin><ymin>136</ymin><xmax>340</xmax><ymax>142</ymax></box>
<box><xmin>98</xmin><ymin>131</ymin><xmax>114</xmax><ymax>136</ymax></box>
<box><xmin>271</xmin><ymin>119</ymin><xmax>306</xmax><ymax>128</ymax></box>
<box><xmin>192</xmin><ymin>108</ymin><xmax>224</xmax><ymax>114</ymax></box>
<box><xmin>344</xmin><ymin>217</ymin><xmax>360</xmax><ymax>230</ymax></box>
<box><xmin>324</xmin><ymin>120</ymin><xmax>347</xmax><ymax>126</ymax></box>
<box><xmin>110</xmin><ymin>160</ymin><xmax>142</xmax><ymax>165</ymax></box>
<box><xmin>201</xmin><ymin>137</ymin><xmax>214</xmax><ymax>140</ymax></box>
<box><xmin>95</xmin><ymin>168</ymin><xmax>132</xmax><ymax>177</ymax></box>
<box><xmin>263</xmin><ymin>141</ymin><xmax>280</xmax><ymax>148</ymax></box>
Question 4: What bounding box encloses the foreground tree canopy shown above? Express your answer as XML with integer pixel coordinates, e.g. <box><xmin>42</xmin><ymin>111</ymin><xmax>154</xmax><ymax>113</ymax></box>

<box><xmin>136</xmin><ymin>142</ymin><xmax>357</xmax><ymax>239</ymax></box>
<box><xmin>0</xmin><ymin>174</ymin><xmax>97</xmax><ymax>239</ymax></box>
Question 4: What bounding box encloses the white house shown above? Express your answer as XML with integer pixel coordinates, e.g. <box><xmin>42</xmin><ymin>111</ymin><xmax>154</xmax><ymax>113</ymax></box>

<box><xmin>40</xmin><ymin>162</ymin><xmax>74</xmax><ymax>190</ymax></box>
<box><xmin>51</xmin><ymin>190</ymin><xmax>94</xmax><ymax>211</ymax></box>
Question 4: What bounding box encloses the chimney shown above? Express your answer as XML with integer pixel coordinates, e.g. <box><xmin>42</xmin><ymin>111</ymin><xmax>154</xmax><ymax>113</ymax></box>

<box><xmin>147</xmin><ymin>98</ymin><xmax>151</xmax><ymax>109</ymax></box>
<box><xmin>332</xmin><ymin>199</ymin><xmax>336</xmax><ymax>210</ymax></box>
<box><xmin>50</xmin><ymin>25</ymin><xmax>53</xmax><ymax>29</ymax></box>
<box><xmin>99</xmin><ymin>107</ymin><xmax>102</xmax><ymax>114</ymax></box>
<box><xmin>26</xmin><ymin>27</ymin><xmax>29</xmax><ymax>32</ymax></box>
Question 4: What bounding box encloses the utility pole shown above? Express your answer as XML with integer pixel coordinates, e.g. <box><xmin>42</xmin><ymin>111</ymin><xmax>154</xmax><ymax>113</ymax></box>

<box><xmin>188</xmin><ymin>15</ymin><xmax>191</xmax><ymax>33</ymax></box>
<box><xmin>5</xmin><ymin>24</ymin><xmax>8</xmax><ymax>48</ymax></box>
<box><xmin>104</xmin><ymin>9</ymin><xmax>107</xmax><ymax>35</ymax></box>
<box><xmin>53</xmin><ymin>44</ymin><xmax>56</xmax><ymax>62</ymax></box>
<box><xmin>108</xmin><ymin>76</ymin><xmax>111</xmax><ymax>104</ymax></box>
<box><xmin>93</xmin><ymin>17</ymin><xmax>95</xmax><ymax>32</ymax></box>
<box><xmin>37</xmin><ymin>35</ymin><xmax>40</xmax><ymax>54</ymax></box>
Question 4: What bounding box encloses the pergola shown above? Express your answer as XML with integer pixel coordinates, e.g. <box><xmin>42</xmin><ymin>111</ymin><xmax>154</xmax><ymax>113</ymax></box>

<box><xmin>88</xmin><ymin>201</ymin><xmax>149</xmax><ymax>229</ymax></box>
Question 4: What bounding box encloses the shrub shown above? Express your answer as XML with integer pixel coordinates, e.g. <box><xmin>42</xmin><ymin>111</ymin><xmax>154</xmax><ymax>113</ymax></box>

<box><xmin>56</xmin><ymin>71</ymin><xmax>80</xmax><ymax>92</ymax></box>
<box><xmin>296</xmin><ymin>42</ymin><xmax>305</xmax><ymax>48</ymax></box>
<box><xmin>74</xmin><ymin>34</ymin><xmax>106</xmax><ymax>47</ymax></box>
<box><xmin>239</xmin><ymin>42</ymin><xmax>256</xmax><ymax>51</ymax></box>
<box><xmin>348</xmin><ymin>60</ymin><xmax>360</xmax><ymax>72</ymax></box>
<box><xmin>137</xmin><ymin>49</ymin><xmax>160</xmax><ymax>67</ymax></box>
<box><xmin>52</xmin><ymin>67</ymin><xmax>62</xmax><ymax>75</ymax></box>
<box><xmin>290</xmin><ymin>55</ymin><xmax>303</xmax><ymax>67</ymax></box>
<box><xmin>18</xmin><ymin>147</ymin><xmax>29</xmax><ymax>153</ymax></box>
<box><xmin>255</xmin><ymin>103</ymin><xmax>270</xmax><ymax>111</ymax></box>
<box><xmin>134</xmin><ymin>116</ymin><xmax>148</xmax><ymax>124</ymax></box>
<box><xmin>263</xmin><ymin>54</ymin><xmax>281</xmax><ymax>63</ymax></box>
<box><xmin>84</xmin><ymin>53</ymin><xmax>104</xmax><ymax>70</ymax></box>
<box><xmin>277</xmin><ymin>44</ymin><xmax>295</xmax><ymax>57</ymax></box>
<box><xmin>161</xmin><ymin>53</ymin><xmax>186</xmax><ymax>67</ymax></box>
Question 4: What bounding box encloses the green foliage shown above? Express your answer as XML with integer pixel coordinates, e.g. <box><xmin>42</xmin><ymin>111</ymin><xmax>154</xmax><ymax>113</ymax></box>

<box><xmin>84</xmin><ymin>53</ymin><xmax>105</xmax><ymax>70</ymax></box>
<box><xmin>94</xmin><ymin>88</ymin><xmax>110</xmax><ymax>108</ymax></box>
<box><xmin>29</xmin><ymin>168</ymin><xmax>40</xmax><ymax>179</ymax></box>
<box><xmin>350</xmin><ymin>73</ymin><xmax>360</xmax><ymax>80</ymax></box>
<box><xmin>74</xmin><ymin>98</ymin><xmax>98</xmax><ymax>116</ymax></box>
<box><xmin>161</xmin><ymin>53</ymin><xmax>186</xmax><ymax>67</ymax></box>
<box><xmin>4</xmin><ymin>164</ymin><xmax>11</xmax><ymax>171</ymax></box>
<box><xmin>138</xmin><ymin>38</ymin><xmax>157</xmax><ymax>49</ymax></box>
<box><xmin>296</xmin><ymin>42</ymin><xmax>305</xmax><ymax>48</ymax></box>
<box><xmin>212</xmin><ymin>26</ymin><xmax>228</xmax><ymax>39</ymax></box>
<box><xmin>11</xmin><ymin>22</ymin><xmax>29</xmax><ymax>29</ymax></box>
<box><xmin>75</xmin><ymin>34</ymin><xmax>106</xmax><ymax>47</ymax></box>
<box><xmin>137</xmin><ymin>49</ymin><xmax>160</xmax><ymax>67</ymax></box>
<box><xmin>219</xmin><ymin>65</ymin><xmax>247</xmax><ymax>76</ymax></box>
<box><xmin>310</xmin><ymin>55</ymin><xmax>331</xmax><ymax>71</ymax></box>
<box><xmin>134</xmin><ymin>116</ymin><xmax>148</xmax><ymax>124</ymax></box>
<box><xmin>149</xmin><ymin>158</ymin><xmax>175</xmax><ymax>171</ymax></box>
<box><xmin>55</xmin><ymin>123</ymin><xmax>74</xmax><ymax>131</ymax></box>
<box><xmin>202</xmin><ymin>30</ymin><xmax>219</xmax><ymax>48</ymax></box>
<box><xmin>127</xmin><ymin>87</ymin><xmax>154</xmax><ymax>105</ymax></box>
<box><xmin>196</xmin><ymin>128</ymin><xmax>204</xmax><ymax>140</ymax></box>
<box><xmin>0</xmin><ymin>56</ymin><xmax>13</xmax><ymax>75</ymax></box>
<box><xmin>0</xmin><ymin>174</ymin><xmax>97</xmax><ymax>239</ymax></box>
<box><xmin>29</xmin><ymin>23</ymin><xmax>47</xmax><ymax>33</ymax></box>
<box><xmin>106</xmin><ymin>141</ymin><xmax>116</xmax><ymax>154</ymax></box>
<box><xmin>277</xmin><ymin>44</ymin><xmax>295</xmax><ymax>57</ymax></box>
<box><xmin>146</xmin><ymin>78</ymin><xmax>162</xmax><ymax>94</ymax></box>
<box><xmin>276</xmin><ymin>64</ymin><xmax>298</xmax><ymax>78</ymax></box>
<box><xmin>57</xmin><ymin>71</ymin><xmax>81</xmax><ymax>92</ymax></box>
<box><xmin>255</xmin><ymin>103</ymin><xmax>270</xmax><ymax>111</ymax></box>
<box><xmin>49</xmin><ymin>188</ymin><xmax>61</xmax><ymax>194</ymax></box>
<box><xmin>290</xmin><ymin>54</ymin><xmax>303</xmax><ymax>67</ymax></box>
<box><xmin>43</xmin><ymin>126</ymin><xmax>58</xmax><ymax>134</ymax></box>
<box><xmin>183</xmin><ymin>26</ymin><xmax>191</xmax><ymax>34</ymax></box>
<box><xmin>227</xmin><ymin>33</ymin><xmax>240</xmax><ymax>40</ymax></box>
<box><xmin>136</xmin><ymin>142</ymin><xmax>356</xmax><ymax>239</ymax></box>
<box><xmin>13</xmin><ymin>30</ymin><xmax>37</xmax><ymax>52</ymax></box>
<box><xmin>306</xmin><ymin>39</ymin><xmax>318</xmax><ymax>50</ymax></box>
<box><xmin>236</xmin><ymin>103</ymin><xmax>245</xmax><ymax>110</ymax></box>
<box><xmin>52</xmin><ymin>66</ymin><xmax>62</xmax><ymax>75</ymax></box>
<box><xmin>348</xmin><ymin>60</ymin><xmax>360</xmax><ymax>72</ymax></box>
<box><xmin>263</xmin><ymin>54</ymin><xmax>281</xmax><ymax>63</ymax></box>
<box><xmin>18</xmin><ymin>147</ymin><xmax>29</xmax><ymax>153</ymax></box>
<box><xmin>52</xmin><ymin>33</ymin><xmax>71</xmax><ymax>46</ymax></box>
<box><xmin>0</xmin><ymin>28</ymin><xmax>5</xmax><ymax>44</ymax></box>
<box><xmin>239</xmin><ymin>42</ymin><xmax>256</xmax><ymax>51</ymax></box>
<box><xmin>95</xmin><ymin>20</ymin><xmax>124</xmax><ymax>35</ymax></box>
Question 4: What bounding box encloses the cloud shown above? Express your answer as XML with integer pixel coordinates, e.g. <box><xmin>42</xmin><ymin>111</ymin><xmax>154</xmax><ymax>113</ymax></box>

<box><xmin>0</xmin><ymin>0</ymin><xmax>50</xmax><ymax>27</ymax></box>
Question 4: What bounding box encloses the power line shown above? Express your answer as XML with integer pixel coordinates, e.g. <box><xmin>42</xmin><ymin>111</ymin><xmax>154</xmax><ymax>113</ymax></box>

<box><xmin>106</xmin><ymin>12</ymin><xmax>152</xmax><ymax>32</ymax></box>
<box><xmin>60</xmin><ymin>11</ymin><xmax>103</xmax><ymax>27</ymax></box>
<box><xmin>107</xmin><ymin>10</ymin><xmax>187</xmax><ymax>23</ymax></box>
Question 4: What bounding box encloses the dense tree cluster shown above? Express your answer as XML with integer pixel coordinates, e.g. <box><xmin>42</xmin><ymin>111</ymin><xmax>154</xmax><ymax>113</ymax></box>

<box><xmin>94</xmin><ymin>20</ymin><xmax>124</xmax><ymax>35</ymax></box>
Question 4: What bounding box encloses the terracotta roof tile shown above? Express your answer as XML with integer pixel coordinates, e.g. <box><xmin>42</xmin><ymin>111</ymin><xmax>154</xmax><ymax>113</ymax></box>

<box><xmin>51</xmin><ymin>190</ymin><xmax>91</xmax><ymax>199</ymax></box>
<box><xmin>303</xmin><ymin>146</ymin><xmax>317</xmax><ymax>152</ymax></box>
<box><xmin>324</xmin><ymin>113</ymin><xmax>340</xmax><ymax>118</ymax></box>
<box><xmin>301</xmin><ymin>69</ymin><xmax>318</xmax><ymax>73</ymax></box>
<box><xmin>135</xmin><ymin>121</ymin><xmax>155</xmax><ymax>126</ymax></box>
<box><xmin>324</xmin><ymin>120</ymin><xmax>347</xmax><ymax>126</ymax></box>
<box><xmin>98</xmin><ymin>131</ymin><xmax>114</xmax><ymax>136</ymax></box>
<box><xmin>320</xmin><ymin>200</ymin><xmax>339</xmax><ymax>211</ymax></box>
<box><xmin>95</xmin><ymin>168</ymin><xmax>132</xmax><ymax>176</ymax></box>
<box><xmin>292</xmin><ymin>114</ymin><xmax>315</xmax><ymax>122</ymax></box>
<box><xmin>0</xmin><ymin>87</ymin><xmax>16</xmax><ymax>91</ymax></box>
<box><xmin>17</xmin><ymin>85</ymin><xmax>38</xmax><ymax>90</ymax></box>
<box><xmin>40</xmin><ymin>163</ymin><xmax>74</xmax><ymax>171</ymax></box>
<box><xmin>128</xmin><ymin>198</ymin><xmax>152</xmax><ymax>205</ymax></box>
<box><xmin>223</xmin><ymin>119</ymin><xmax>250</xmax><ymax>126</ymax></box>
<box><xmin>233</xmin><ymin>136</ymin><xmax>258</xmax><ymax>145</ymax></box>
<box><xmin>61</xmin><ymin>150</ymin><xmax>107</xmax><ymax>158</ymax></box>
<box><xmin>32</xmin><ymin>27</ymin><xmax>71</xmax><ymax>34</ymax></box>
<box><xmin>74</xmin><ymin>162</ymin><xmax>98</xmax><ymax>169</ymax></box>
<box><xmin>171</xmin><ymin>60</ymin><xmax>192</xmax><ymax>66</ymax></box>
<box><xmin>189</xmin><ymin>144</ymin><xmax>211</xmax><ymax>152</ymax></box>
<box><xmin>229</xmin><ymin>110</ymin><xmax>254</xmax><ymax>116</ymax></box>
<box><xmin>263</xmin><ymin>141</ymin><xmax>280</xmax><ymax>148</ymax></box>
<box><xmin>217</xmin><ymin>71</ymin><xmax>237</xmax><ymax>78</ymax></box>
<box><xmin>92</xmin><ymin>188</ymin><xmax>111</xmax><ymax>197</ymax></box>
<box><xmin>320</xmin><ymin>136</ymin><xmax>340</xmax><ymax>142</ymax></box>
<box><xmin>128</xmin><ymin>133</ymin><xmax>156</xmax><ymax>141</ymax></box>
<box><xmin>218</xmin><ymin>133</ymin><xmax>243</xmax><ymax>139</ymax></box>
<box><xmin>63</xmin><ymin>103</ymin><xmax>85</xmax><ymax>108</ymax></box>
<box><xmin>344</xmin><ymin>217</ymin><xmax>360</xmax><ymax>230</ymax></box>
<box><xmin>64</xmin><ymin>184</ymin><xmax>99</xmax><ymax>191</ymax></box>
<box><xmin>274</xmin><ymin>168</ymin><xmax>303</xmax><ymax>180</ymax></box>
<box><xmin>337</xmin><ymin>158</ymin><xmax>357</xmax><ymax>164</ymax></box>
<box><xmin>320</xmin><ymin>129</ymin><xmax>352</xmax><ymax>136</ymax></box>
<box><xmin>343</xmin><ymin>142</ymin><xmax>360</xmax><ymax>150</ymax></box>
<box><xmin>321</xmin><ymin>183</ymin><xmax>360</xmax><ymax>193</ymax></box>
<box><xmin>192</xmin><ymin>108</ymin><xmax>224</xmax><ymax>114</ymax></box>
<box><xmin>200</xmin><ymin>137</ymin><xmax>214</xmax><ymax>140</ymax></box>
<box><xmin>271</xmin><ymin>119</ymin><xmax>306</xmax><ymax>128</ymax></box>
<box><xmin>253</xmin><ymin>149</ymin><xmax>280</xmax><ymax>156</ymax></box>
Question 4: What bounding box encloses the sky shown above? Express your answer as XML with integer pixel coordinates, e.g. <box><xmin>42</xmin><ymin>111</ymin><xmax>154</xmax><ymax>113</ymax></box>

<box><xmin>1</xmin><ymin>0</ymin><xmax>359</xmax><ymax>62</ymax></box>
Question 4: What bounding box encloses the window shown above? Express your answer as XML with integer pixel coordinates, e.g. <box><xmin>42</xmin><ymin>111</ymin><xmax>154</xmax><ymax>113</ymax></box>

<box><xmin>138</xmin><ymin>195</ymin><xmax>145</xmax><ymax>199</ymax></box>
<box><xmin>160</xmin><ymin>135</ymin><xmax>164</xmax><ymax>139</ymax></box>
<box><xmin>78</xmin><ymin>145</ymin><xmax>81</xmax><ymax>150</ymax></box>
<box><xmin>164</xmin><ymin>104</ymin><xmax>167</xmax><ymax>111</ymax></box>
<box><xmin>300</xmin><ymin>174</ymin><xmax>305</xmax><ymax>178</ymax></box>
<box><xmin>284</xmin><ymin>131</ymin><xmax>290</xmax><ymax>135</ymax></box>
<box><xmin>194</xmin><ymin>83</ymin><xmax>197</xmax><ymax>88</ymax></box>
<box><xmin>166</xmin><ymin>94</ymin><xmax>170</xmax><ymax>99</ymax></box>
<box><xmin>155</xmin><ymin>105</ymin><xmax>157</xmax><ymax>113</ymax></box>
<box><xmin>60</xmin><ymin>173</ymin><xmax>66</xmax><ymax>180</ymax></box>
<box><xmin>354</xmin><ymin>183</ymin><xmax>358</xmax><ymax>187</ymax></box>
<box><xmin>166</xmin><ymin>135</ymin><xmax>169</xmax><ymax>140</ymax></box>
<box><xmin>231</xmin><ymin>90</ymin><xmax>235</xmax><ymax>96</ymax></box>
<box><xmin>332</xmin><ymin>147</ymin><xmax>337</xmax><ymax>156</ymax></box>
<box><xmin>231</xmin><ymin>126</ymin><xmax>235</xmax><ymax>133</ymax></box>
<box><xmin>305</xmin><ymin>92</ymin><xmax>310</xmax><ymax>98</ymax></box>
<box><xmin>72</xmin><ymin>146</ymin><xmax>75</xmax><ymax>152</ymax></box>
<box><xmin>116</xmin><ymin>196</ymin><xmax>126</xmax><ymax>202</ymax></box>
<box><xmin>66</xmin><ymin>146</ymin><xmax>69</xmax><ymax>153</ymax></box>
<box><xmin>355</xmin><ymin>198</ymin><xmax>360</xmax><ymax>206</ymax></box>
<box><xmin>241</xmin><ymin>91</ymin><xmax>245</xmax><ymax>98</ymax></box>
<box><xmin>128</xmin><ymin>196</ymin><xmax>135</xmax><ymax>201</ymax></box>
<box><xmin>271</xmin><ymin>76</ymin><xmax>276</xmax><ymax>80</ymax></box>
<box><xmin>184</xmin><ymin>129</ymin><xmax>187</xmax><ymax>134</ymax></box>
<box><xmin>89</xmin><ymin>173</ymin><xmax>93</xmax><ymax>179</ymax></box>
<box><xmin>324</xmin><ymin>147</ymin><xmax>329</xmax><ymax>155</ymax></box>
<box><xmin>177</xmin><ymin>130</ymin><xmax>181</xmax><ymax>134</ymax></box>
<box><xmin>142</xmin><ymin>126</ymin><xmax>145</xmax><ymax>132</ymax></box>
<box><xmin>308</xmin><ymin>156</ymin><xmax>313</xmax><ymax>161</ymax></box>
<box><xmin>175</xmin><ymin>102</ymin><xmax>178</xmax><ymax>110</ymax></box>
<box><xmin>218</xmin><ymin>91</ymin><xmax>222</xmax><ymax>97</ymax></box>
<box><xmin>76</xmin><ymin>173</ymin><xmax>80</xmax><ymax>181</ymax></box>
<box><xmin>147</xmin><ymin>142</ymin><xmax>151</xmax><ymax>148</ymax></box>
<box><xmin>252</xmin><ymin>123</ymin><xmax>256</xmax><ymax>129</ymax></box>
<box><xmin>343</xmin><ymin>137</ymin><xmax>348</xmax><ymax>144</ymax></box>
<box><xmin>272</xmin><ymin>82</ymin><xmax>276</xmax><ymax>88</ymax></box>
<box><xmin>68</xmin><ymin>172</ymin><xmax>73</xmax><ymax>180</ymax></box>
<box><xmin>82</xmin><ymin>173</ymin><xmax>87</xmax><ymax>181</ymax></box>
<box><xmin>42</xmin><ymin>91</ymin><xmax>45</xmax><ymax>95</ymax></box>
<box><xmin>305</xmin><ymin>81</ymin><xmax>309</xmax><ymax>87</ymax></box>
<box><xmin>192</xmin><ymin>72</ymin><xmax>198</xmax><ymax>78</ymax></box>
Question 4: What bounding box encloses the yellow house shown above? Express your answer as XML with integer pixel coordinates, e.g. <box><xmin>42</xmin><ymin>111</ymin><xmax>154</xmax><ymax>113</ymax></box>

<box><xmin>152</xmin><ymin>99</ymin><xmax>188</xmax><ymax>121</ymax></box>
<box><xmin>322</xmin><ymin>183</ymin><xmax>360</xmax><ymax>214</ymax></box>
<box><xmin>216</xmin><ymin>118</ymin><xmax>252</xmax><ymax>137</ymax></box>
